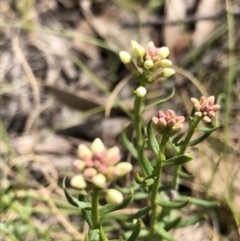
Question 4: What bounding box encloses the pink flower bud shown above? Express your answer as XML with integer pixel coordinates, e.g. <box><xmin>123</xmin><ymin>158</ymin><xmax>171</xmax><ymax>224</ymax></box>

<box><xmin>191</xmin><ymin>98</ymin><xmax>199</xmax><ymax>106</ymax></box>
<box><xmin>191</xmin><ymin>96</ymin><xmax>221</xmax><ymax>123</ymax></box>
<box><xmin>195</xmin><ymin>112</ymin><xmax>202</xmax><ymax>117</ymax></box>
<box><xmin>212</xmin><ymin>105</ymin><xmax>221</xmax><ymax>111</ymax></box>
<box><xmin>83</xmin><ymin>168</ymin><xmax>97</xmax><ymax>179</ymax></box>
<box><xmin>73</xmin><ymin>159</ymin><xmax>86</xmax><ymax>171</ymax></box>
<box><xmin>159</xmin><ymin>118</ymin><xmax>167</xmax><ymax>127</ymax></box>
<box><xmin>78</xmin><ymin>144</ymin><xmax>92</xmax><ymax>161</ymax></box>
<box><xmin>207</xmin><ymin>96</ymin><xmax>215</xmax><ymax>105</ymax></box>
<box><xmin>158</xmin><ymin>111</ymin><xmax>166</xmax><ymax>118</ymax></box>
<box><xmin>106</xmin><ymin>147</ymin><xmax>121</xmax><ymax>165</ymax></box>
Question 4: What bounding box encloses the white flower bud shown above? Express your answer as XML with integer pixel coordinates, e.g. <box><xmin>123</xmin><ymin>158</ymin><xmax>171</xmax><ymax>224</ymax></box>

<box><xmin>70</xmin><ymin>175</ymin><xmax>87</xmax><ymax>190</ymax></box>
<box><xmin>159</xmin><ymin>59</ymin><xmax>172</xmax><ymax>68</ymax></box>
<box><xmin>158</xmin><ymin>47</ymin><xmax>170</xmax><ymax>59</ymax></box>
<box><xmin>116</xmin><ymin>162</ymin><xmax>133</xmax><ymax>176</ymax></box>
<box><xmin>144</xmin><ymin>60</ymin><xmax>153</xmax><ymax>69</ymax></box>
<box><xmin>78</xmin><ymin>144</ymin><xmax>92</xmax><ymax>160</ymax></box>
<box><xmin>203</xmin><ymin>116</ymin><xmax>212</xmax><ymax>123</ymax></box>
<box><xmin>91</xmin><ymin>173</ymin><xmax>106</xmax><ymax>188</ymax></box>
<box><xmin>131</xmin><ymin>40</ymin><xmax>145</xmax><ymax>58</ymax></box>
<box><xmin>162</xmin><ymin>68</ymin><xmax>175</xmax><ymax>78</ymax></box>
<box><xmin>91</xmin><ymin>138</ymin><xmax>105</xmax><ymax>154</ymax></box>
<box><xmin>105</xmin><ymin>189</ymin><xmax>123</xmax><ymax>205</ymax></box>
<box><xmin>119</xmin><ymin>51</ymin><xmax>132</xmax><ymax>64</ymax></box>
<box><xmin>135</xmin><ymin>86</ymin><xmax>147</xmax><ymax>97</ymax></box>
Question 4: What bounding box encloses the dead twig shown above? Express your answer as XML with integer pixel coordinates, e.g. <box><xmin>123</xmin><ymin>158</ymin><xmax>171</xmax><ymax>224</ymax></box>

<box><xmin>122</xmin><ymin>10</ymin><xmax>240</xmax><ymax>27</ymax></box>
<box><xmin>12</xmin><ymin>37</ymin><xmax>41</xmax><ymax>135</ymax></box>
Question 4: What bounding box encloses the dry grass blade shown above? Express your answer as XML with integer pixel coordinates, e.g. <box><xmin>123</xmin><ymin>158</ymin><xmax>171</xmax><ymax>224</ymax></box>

<box><xmin>12</xmin><ymin>36</ymin><xmax>41</xmax><ymax>135</ymax></box>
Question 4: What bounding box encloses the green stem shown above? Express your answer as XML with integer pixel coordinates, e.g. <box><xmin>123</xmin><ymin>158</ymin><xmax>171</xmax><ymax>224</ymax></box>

<box><xmin>92</xmin><ymin>189</ymin><xmax>100</xmax><ymax>229</ymax></box>
<box><xmin>149</xmin><ymin>134</ymin><xmax>168</xmax><ymax>240</ymax></box>
<box><xmin>173</xmin><ymin>117</ymin><xmax>201</xmax><ymax>190</ymax></box>
<box><xmin>134</xmin><ymin>77</ymin><xmax>146</xmax><ymax>175</ymax></box>
<box><xmin>224</xmin><ymin>0</ymin><xmax>236</xmax><ymax>154</ymax></box>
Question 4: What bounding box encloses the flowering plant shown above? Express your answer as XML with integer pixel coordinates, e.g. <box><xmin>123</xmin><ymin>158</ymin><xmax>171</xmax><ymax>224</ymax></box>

<box><xmin>63</xmin><ymin>41</ymin><xmax>221</xmax><ymax>241</ymax></box>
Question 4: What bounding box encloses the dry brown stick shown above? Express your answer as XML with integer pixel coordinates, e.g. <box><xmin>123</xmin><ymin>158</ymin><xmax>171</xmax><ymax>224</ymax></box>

<box><xmin>122</xmin><ymin>10</ymin><xmax>240</xmax><ymax>27</ymax></box>
<box><xmin>12</xmin><ymin>36</ymin><xmax>41</xmax><ymax>135</ymax></box>
<box><xmin>105</xmin><ymin>74</ymin><xmax>131</xmax><ymax>117</ymax></box>
<box><xmin>173</xmin><ymin>65</ymin><xmax>208</xmax><ymax>97</ymax></box>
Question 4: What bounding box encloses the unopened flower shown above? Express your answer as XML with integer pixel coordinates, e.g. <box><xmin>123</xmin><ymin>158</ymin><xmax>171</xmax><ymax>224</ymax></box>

<box><xmin>158</xmin><ymin>47</ymin><xmax>170</xmax><ymax>59</ymax></box>
<box><xmin>191</xmin><ymin>96</ymin><xmax>221</xmax><ymax>123</ymax></box>
<box><xmin>119</xmin><ymin>51</ymin><xmax>132</xmax><ymax>64</ymax></box>
<box><xmin>71</xmin><ymin>174</ymin><xmax>87</xmax><ymax>190</ymax></box>
<box><xmin>152</xmin><ymin>110</ymin><xmax>185</xmax><ymax>136</ymax></box>
<box><xmin>144</xmin><ymin>59</ymin><xmax>153</xmax><ymax>70</ymax></box>
<box><xmin>105</xmin><ymin>189</ymin><xmax>123</xmax><ymax>205</ymax></box>
<box><xmin>74</xmin><ymin>138</ymin><xmax>132</xmax><ymax>189</ymax></box>
<box><xmin>131</xmin><ymin>40</ymin><xmax>145</xmax><ymax>59</ymax></box>
<box><xmin>162</xmin><ymin>68</ymin><xmax>175</xmax><ymax>78</ymax></box>
<box><xmin>91</xmin><ymin>173</ymin><xmax>107</xmax><ymax>188</ymax></box>
<box><xmin>116</xmin><ymin>162</ymin><xmax>133</xmax><ymax>176</ymax></box>
<box><xmin>135</xmin><ymin>86</ymin><xmax>147</xmax><ymax>97</ymax></box>
<box><xmin>156</xmin><ymin>59</ymin><xmax>172</xmax><ymax>68</ymax></box>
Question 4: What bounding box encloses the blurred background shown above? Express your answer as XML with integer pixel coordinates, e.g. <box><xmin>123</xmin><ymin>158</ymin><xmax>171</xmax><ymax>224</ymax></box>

<box><xmin>0</xmin><ymin>0</ymin><xmax>240</xmax><ymax>240</ymax></box>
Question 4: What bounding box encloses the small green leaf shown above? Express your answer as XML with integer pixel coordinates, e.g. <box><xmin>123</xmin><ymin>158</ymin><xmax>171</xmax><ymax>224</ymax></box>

<box><xmin>164</xmin><ymin>217</ymin><xmax>181</xmax><ymax>231</ymax></box>
<box><xmin>99</xmin><ymin>225</ymin><xmax>109</xmax><ymax>241</ymax></box>
<box><xmin>78</xmin><ymin>195</ymin><xmax>94</xmax><ymax>229</ymax></box>
<box><xmin>171</xmin><ymin>133</ymin><xmax>185</xmax><ymax>145</ymax></box>
<box><xmin>176</xmin><ymin>214</ymin><xmax>207</xmax><ymax>228</ymax></box>
<box><xmin>134</xmin><ymin>193</ymin><xmax>148</xmax><ymax>200</ymax></box>
<box><xmin>143</xmin><ymin>88</ymin><xmax>175</xmax><ymax>112</ymax></box>
<box><xmin>197</xmin><ymin>125</ymin><xmax>222</xmax><ymax>133</ymax></box>
<box><xmin>157</xmin><ymin>198</ymin><xmax>189</xmax><ymax>209</ymax></box>
<box><xmin>121</xmin><ymin>131</ymin><xmax>137</xmax><ymax>158</ymax></box>
<box><xmin>62</xmin><ymin>178</ymin><xmax>91</xmax><ymax>209</ymax></box>
<box><xmin>127</xmin><ymin>220</ymin><xmax>142</xmax><ymax>241</ymax></box>
<box><xmin>140</xmin><ymin>141</ymin><xmax>153</xmax><ymax>176</ymax></box>
<box><xmin>155</xmin><ymin>226</ymin><xmax>177</xmax><ymax>241</ymax></box>
<box><xmin>84</xmin><ymin>234</ymin><xmax>90</xmax><ymax>241</ymax></box>
<box><xmin>123</xmin><ymin>230</ymin><xmax>148</xmax><ymax>239</ymax></box>
<box><xmin>159</xmin><ymin>185</ymin><xmax>173</xmax><ymax>192</ymax></box>
<box><xmin>188</xmin><ymin>132</ymin><xmax>212</xmax><ymax>146</ymax></box>
<box><xmin>179</xmin><ymin>196</ymin><xmax>220</xmax><ymax>207</ymax></box>
<box><xmin>89</xmin><ymin>229</ymin><xmax>100</xmax><ymax>241</ymax></box>
<box><xmin>134</xmin><ymin>172</ymin><xmax>143</xmax><ymax>184</ymax></box>
<box><xmin>189</xmin><ymin>125</ymin><xmax>222</xmax><ymax>146</ymax></box>
<box><xmin>147</xmin><ymin>120</ymin><xmax>159</xmax><ymax>156</ymax></box>
<box><xmin>100</xmin><ymin>194</ymin><xmax>133</xmax><ymax>216</ymax></box>
<box><xmin>178</xmin><ymin>171</ymin><xmax>193</xmax><ymax>179</ymax></box>
<box><xmin>163</xmin><ymin>153</ymin><xmax>193</xmax><ymax>166</ymax></box>
<box><xmin>141</xmin><ymin>176</ymin><xmax>155</xmax><ymax>187</ymax></box>
<box><xmin>126</xmin><ymin>206</ymin><xmax>151</xmax><ymax>222</ymax></box>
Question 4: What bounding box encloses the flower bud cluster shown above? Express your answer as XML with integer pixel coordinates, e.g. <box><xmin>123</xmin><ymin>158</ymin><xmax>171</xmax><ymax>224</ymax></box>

<box><xmin>191</xmin><ymin>96</ymin><xmax>221</xmax><ymax>123</ymax></box>
<box><xmin>119</xmin><ymin>40</ymin><xmax>175</xmax><ymax>82</ymax></box>
<box><xmin>71</xmin><ymin>138</ymin><xmax>132</xmax><ymax>189</ymax></box>
<box><xmin>152</xmin><ymin>110</ymin><xmax>185</xmax><ymax>136</ymax></box>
